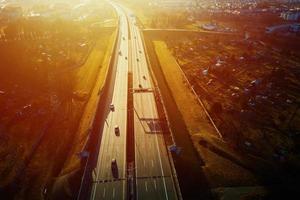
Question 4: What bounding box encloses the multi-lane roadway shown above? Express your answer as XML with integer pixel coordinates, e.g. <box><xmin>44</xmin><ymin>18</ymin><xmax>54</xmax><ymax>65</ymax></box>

<box><xmin>90</xmin><ymin>4</ymin><xmax>129</xmax><ymax>200</ymax></box>
<box><xmin>126</xmin><ymin>8</ymin><xmax>178</xmax><ymax>200</ymax></box>
<box><xmin>90</xmin><ymin>2</ymin><xmax>179</xmax><ymax>200</ymax></box>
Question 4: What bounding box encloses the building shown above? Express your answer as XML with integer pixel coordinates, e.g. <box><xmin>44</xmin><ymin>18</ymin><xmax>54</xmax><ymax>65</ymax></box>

<box><xmin>281</xmin><ymin>10</ymin><xmax>300</xmax><ymax>21</ymax></box>
<box><xmin>266</xmin><ymin>24</ymin><xmax>290</xmax><ymax>33</ymax></box>
<box><xmin>290</xmin><ymin>23</ymin><xmax>300</xmax><ymax>32</ymax></box>
<box><xmin>266</xmin><ymin>23</ymin><xmax>300</xmax><ymax>33</ymax></box>
<box><xmin>0</xmin><ymin>4</ymin><xmax>23</xmax><ymax>22</ymax></box>
<box><xmin>153</xmin><ymin>0</ymin><xmax>196</xmax><ymax>8</ymax></box>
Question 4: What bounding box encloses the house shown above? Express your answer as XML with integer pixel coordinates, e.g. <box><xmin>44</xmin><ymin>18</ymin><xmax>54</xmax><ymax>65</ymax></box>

<box><xmin>281</xmin><ymin>10</ymin><xmax>300</xmax><ymax>21</ymax></box>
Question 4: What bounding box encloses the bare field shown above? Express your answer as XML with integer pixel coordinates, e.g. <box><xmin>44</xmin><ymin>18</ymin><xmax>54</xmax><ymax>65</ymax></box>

<box><xmin>146</xmin><ymin>26</ymin><xmax>300</xmax><ymax>198</ymax></box>
<box><xmin>153</xmin><ymin>40</ymin><xmax>216</xmax><ymax>137</ymax></box>
<box><xmin>61</xmin><ymin>29</ymin><xmax>117</xmax><ymax>175</ymax></box>
<box><xmin>0</xmin><ymin>2</ymin><xmax>117</xmax><ymax>197</ymax></box>
<box><xmin>152</xmin><ymin>40</ymin><xmax>259</xmax><ymax>190</ymax></box>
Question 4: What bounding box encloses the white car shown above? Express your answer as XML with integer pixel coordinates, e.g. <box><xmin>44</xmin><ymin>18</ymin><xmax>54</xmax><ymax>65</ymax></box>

<box><xmin>109</xmin><ymin>104</ymin><xmax>115</xmax><ymax>111</ymax></box>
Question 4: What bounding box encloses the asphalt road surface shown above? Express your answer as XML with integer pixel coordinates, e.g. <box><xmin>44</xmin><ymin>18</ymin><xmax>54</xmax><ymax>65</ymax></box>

<box><xmin>90</xmin><ymin>2</ymin><xmax>178</xmax><ymax>200</ymax></box>
<box><xmin>124</xmin><ymin>6</ymin><xmax>178</xmax><ymax>200</ymax></box>
<box><xmin>90</xmin><ymin>4</ymin><xmax>129</xmax><ymax>200</ymax></box>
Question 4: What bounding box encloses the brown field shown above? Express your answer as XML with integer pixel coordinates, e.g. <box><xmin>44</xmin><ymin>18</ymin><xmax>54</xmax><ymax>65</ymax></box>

<box><xmin>152</xmin><ymin>39</ymin><xmax>259</xmax><ymax>188</ymax></box>
<box><xmin>145</xmin><ymin>29</ymin><xmax>300</xmax><ymax>199</ymax></box>
<box><xmin>0</xmin><ymin>2</ymin><xmax>116</xmax><ymax>199</ymax></box>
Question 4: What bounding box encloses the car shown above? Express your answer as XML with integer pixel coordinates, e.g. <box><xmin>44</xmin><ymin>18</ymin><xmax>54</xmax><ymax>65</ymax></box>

<box><xmin>114</xmin><ymin>125</ymin><xmax>120</xmax><ymax>135</ymax></box>
<box><xmin>118</xmin><ymin>51</ymin><xmax>122</xmax><ymax>56</ymax></box>
<box><xmin>122</xmin><ymin>37</ymin><xmax>125</xmax><ymax>40</ymax></box>
<box><xmin>125</xmin><ymin>56</ymin><xmax>128</xmax><ymax>60</ymax></box>
<box><xmin>138</xmin><ymin>84</ymin><xmax>142</xmax><ymax>88</ymax></box>
<box><xmin>136</xmin><ymin>58</ymin><xmax>139</xmax><ymax>62</ymax></box>
<box><xmin>139</xmin><ymin>50</ymin><xmax>142</xmax><ymax>54</ymax></box>
<box><xmin>143</xmin><ymin>75</ymin><xmax>146</xmax><ymax>80</ymax></box>
<box><xmin>109</xmin><ymin>104</ymin><xmax>115</xmax><ymax>111</ymax></box>
<box><xmin>111</xmin><ymin>158</ymin><xmax>119</xmax><ymax>178</ymax></box>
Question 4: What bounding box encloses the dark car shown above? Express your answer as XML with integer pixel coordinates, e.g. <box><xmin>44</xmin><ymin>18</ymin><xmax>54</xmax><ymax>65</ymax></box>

<box><xmin>111</xmin><ymin>158</ymin><xmax>119</xmax><ymax>178</ymax></box>
<box><xmin>110</xmin><ymin>104</ymin><xmax>115</xmax><ymax>112</ymax></box>
<box><xmin>114</xmin><ymin>125</ymin><xmax>120</xmax><ymax>136</ymax></box>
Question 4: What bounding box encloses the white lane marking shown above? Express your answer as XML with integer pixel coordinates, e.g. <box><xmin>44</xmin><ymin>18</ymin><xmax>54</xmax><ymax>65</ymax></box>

<box><xmin>93</xmin><ymin>4</ymin><xmax>129</xmax><ymax>200</ymax></box>
<box><xmin>123</xmin><ymin>16</ymin><xmax>129</xmax><ymax>200</ymax></box>
<box><xmin>103</xmin><ymin>187</ymin><xmax>106</xmax><ymax>198</ymax></box>
<box><xmin>113</xmin><ymin>187</ymin><xmax>115</xmax><ymax>199</ymax></box>
<box><xmin>92</xmin><ymin>7</ymin><xmax>126</xmax><ymax>198</ymax></box>
<box><xmin>144</xmin><ymin>159</ymin><xmax>146</xmax><ymax>167</ymax></box>
<box><xmin>154</xmin><ymin>179</ymin><xmax>157</xmax><ymax>190</ymax></box>
<box><xmin>131</xmin><ymin>13</ymin><xmax>170</xmax><ymax>199</ymax></box>
<box><xmin>151</xmin><ymin>159</ymin><xmax>154</xmax><ymax>168</ymax></box>
<box><xmin>153</xmin><ymin>105</ymin><xmax>169</xmax><ymax>200</ymax></box>
<box><xmin>145</xmin><ymin>181</ymin><xmax>148</xmax><ymax>192</ymax></box>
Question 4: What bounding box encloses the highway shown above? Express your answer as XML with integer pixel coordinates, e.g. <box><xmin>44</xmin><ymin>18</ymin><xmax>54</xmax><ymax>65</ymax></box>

<box><xmin>90</xmin><ymin>2</ymin><xmax>178</xmax><ymax>200</ymax></box>
<box><xmin>124</xmin><ymin>6</ymin><xmax>178</xmax><ymax>200</ymax></box>
<box><xmin>90</xmin><ymin>4</ymin><xmax>129</xmax><ymax>200</ymax></box>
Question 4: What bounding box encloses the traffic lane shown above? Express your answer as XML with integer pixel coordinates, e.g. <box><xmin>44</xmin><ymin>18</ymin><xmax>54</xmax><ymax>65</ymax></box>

<box><xmin>91</xmin><ymin>2</ymin><xmax>129</xmax><ymax>200</ymax></box>
<box><xmin>105</xmin><ymin>55</ymin><xmax>129</xmax><ymax>179</ymax></box>
<box><xmin>134</xmin><ymin>113</ymin><xmax>159</xmax><ymax>177</ymax></box>
<box><xmin>133</xmin><ymin>93</ymin><xmax>173</xmax><ymax>177</ymax></box>
<box><xmin>93</xmin><ymin>87</ymin><xmax>126</xmax><ymax>181</ymax></box>
<box><xmin>121</xmin><ymin>4</ymin><xmax>178</xmax><ymax>200</ymax></box>
<box><xmin>130</xmin><ymin>11</ymin><xmax>176</xmax><ymax>193</ymax></box>
<box><xmin>90</xmin><ymin>13</ymin><xmax>129</xmax><ymax>200</ymax></box>
<box><xmin>133</xmin><ymin>92</ymin><xmax>173</xmax><ymax>188</ymax></box>
<box><xmin>91</xmin><ymin>180</ymin><xmax>126</xmax><ymax>200</ymax></box>
<box><xmin>133</xmin><ymin>93</ymin><xmax>162</xmax><ymax>179</ymax></box>
<box><xmin>94</xmin><ymin>70</ymin><xmax>119</xmax><ymax>179</ymax></box>
<box><xmin>131</xmin><ymin>47</ymin><xmax>151</xmax><ymax>90</ymax></box>
<box><xmin>131</xmin><ymin>55</ymin><xmax>151</xmax><ymax>90</ymax></box>
<box><xmin>98</xmin><ymin>111</ymin><xmax>127</xmax><ymax>179</ymax></box>
<box><xmin>116</xmin><ymin>5</ymin><xmax>128</xmax><ymax>42</ymax></box>
<box><xmin>91</xmin><ymin>58</ymin><xmax>128</xmax><ymax>196</ymax></box>
<box><xmin>131</xmin><ymin>38</ymin><xmax>152</xmax><ymax>89</ymax></box>
<box><xmin>129</xmin><ymin>18</ymin><xmax>151</xmax><ymax>89</ymax></box>
<box><xmin>93</xmin><ymin>2</ymin><xmax>129</xmax><ymax>184</ymax></box>
<box><xmin>95</xmin><ymin>51</ymin><xmax>128</xmax><ymax>180</ymax></box>
<box><xmin>137</xmin><ymin>92</ymin><xmax>173</xmax><ymax>178</ymax></box>
<box><xmin>131</xmin><ymin>37</ymin><xmax>178</xmax><ymax>199</ymax></box>
<box><xmin>141</xmin><ymin>90</ymin><xmax>177</xmax><ymax>195</ymax></box>
<box><xmin>129</xmin><ymin>26</ymin><xmax>143</xmax><ymax>87</ymax></box>
<box><xmin>137</xmin><ymin>177</ymin><xmax>177</xmax><ymax>200</ymax></box>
